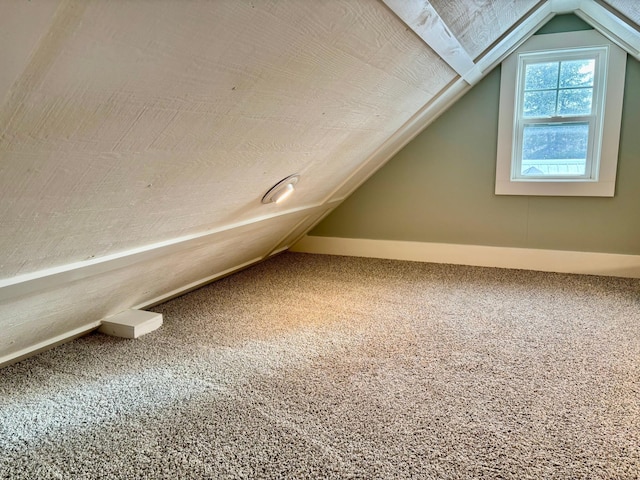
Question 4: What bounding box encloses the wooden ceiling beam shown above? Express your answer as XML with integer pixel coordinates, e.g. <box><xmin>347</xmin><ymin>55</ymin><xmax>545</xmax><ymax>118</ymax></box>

<box><xmin>381</xmin><ymin>0</ymin><xmax>481</xmax><ymax>84</ymax></box>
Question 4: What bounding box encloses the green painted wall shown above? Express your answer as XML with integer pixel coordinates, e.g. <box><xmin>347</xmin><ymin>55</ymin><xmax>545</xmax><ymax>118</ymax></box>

<box><xmin>534</xmin><ymin>13</ymin><xmax>592</xmax><ymax>34</ymax></box>
<box><xmin>310</xmin><ymin>22</ymin><xmax>640</xmax><ymax>255</ymax></box>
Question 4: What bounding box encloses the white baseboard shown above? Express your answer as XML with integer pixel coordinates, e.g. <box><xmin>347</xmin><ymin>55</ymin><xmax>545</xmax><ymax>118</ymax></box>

<box><xmin>291</xmin><ymin>236</ymin><xmax>640</xmax><ymax>278</ymax></box>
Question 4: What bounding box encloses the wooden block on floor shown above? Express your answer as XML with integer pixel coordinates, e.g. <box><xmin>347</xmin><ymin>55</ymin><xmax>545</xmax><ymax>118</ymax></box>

<box><xmin>98</xmin><ymin>309</ymin><xmax>163</xmax><ymax>339</ymax></box>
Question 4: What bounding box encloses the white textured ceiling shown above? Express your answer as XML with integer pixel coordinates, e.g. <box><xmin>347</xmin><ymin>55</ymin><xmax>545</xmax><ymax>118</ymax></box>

<box><xmin>603</xmin><ymin>0</ymin><xmax>640</xmax><ymax>23</ymax></box>
<box><xmin>1</xmin><ymin>0</ymin><xmax>637</xmax><ymax>365</ymax></box>
<box><xmin>0</xmin><ymin>0</ymin><xmax>459</xmax><ymax>277</ymax></box>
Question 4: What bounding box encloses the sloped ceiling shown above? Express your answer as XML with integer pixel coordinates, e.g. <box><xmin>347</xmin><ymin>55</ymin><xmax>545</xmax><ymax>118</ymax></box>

<box><xmin>0</xmin><ymin>0</ymin><xmax>457</xmax><ymax>277</ymax></box>
<box><xmin>1</xmin><ymin>0</ymin><xmax>638</xmax><ymax>365</ymax></box>
<box><xmin>605</xmin><ymin>0</ymin><xmax>640</xmax><ymax>21</ymax></box>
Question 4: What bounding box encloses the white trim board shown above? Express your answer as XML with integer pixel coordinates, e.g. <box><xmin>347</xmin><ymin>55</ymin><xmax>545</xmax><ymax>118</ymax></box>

<box><xmin>0</xmin><ymin>202</ymin><xmax>326</xmax><ymax>303</ymax></box>
<box><xmin>577</xmin><ymin>0</ymin><xmax>640</xmax><ymax>59</ymax></box>
<box><xmin>292</xmin><ymin>236</ymin><xmax>640</xmax><ymax>278</ymax></box>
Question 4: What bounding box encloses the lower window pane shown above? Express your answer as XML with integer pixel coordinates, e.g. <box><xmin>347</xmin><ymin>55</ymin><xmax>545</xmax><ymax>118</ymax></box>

<box><xmin>521</xmin><ymin>123</ymin><xmax>588</xmax><ymax>176</ymax></box>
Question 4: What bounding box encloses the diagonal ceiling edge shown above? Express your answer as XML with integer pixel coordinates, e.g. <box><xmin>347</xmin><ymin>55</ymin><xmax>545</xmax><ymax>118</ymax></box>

<box><xmin>326</xmin><ymin>0</ymin><xmax>640</xmax><ymax>206</ymax></box>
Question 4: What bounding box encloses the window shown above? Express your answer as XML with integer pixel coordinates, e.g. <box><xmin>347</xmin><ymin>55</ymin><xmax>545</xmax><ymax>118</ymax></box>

<box><xmin>496</xmin><ymin>30</ymin><xmax>626</xmax><ymax>196</ymax></box>
<box><xmin>518</xmin><ymin>51</ymin><xmax>601</xmax><ymax>179</ymax></box>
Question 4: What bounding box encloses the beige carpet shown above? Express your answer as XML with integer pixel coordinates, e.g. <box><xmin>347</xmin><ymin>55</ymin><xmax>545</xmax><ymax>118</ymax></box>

<box><xmin>1</xmin><ymin>252</ymin><xmax>639</xmax><ymax>479</ymax></box>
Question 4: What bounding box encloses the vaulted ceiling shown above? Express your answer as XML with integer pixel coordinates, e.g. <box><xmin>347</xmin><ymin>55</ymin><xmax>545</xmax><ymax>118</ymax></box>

<box><xmin>1</xmin><ymin>0</ymin><xmax>638</xmax><ymax>365</ymax></box>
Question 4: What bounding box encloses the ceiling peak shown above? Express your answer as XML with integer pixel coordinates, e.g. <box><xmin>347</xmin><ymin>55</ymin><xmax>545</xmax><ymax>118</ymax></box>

<box><xmin>550</xmin><ymin>0</ymin><xmax>582</xmax><ymax>14</ymax></box>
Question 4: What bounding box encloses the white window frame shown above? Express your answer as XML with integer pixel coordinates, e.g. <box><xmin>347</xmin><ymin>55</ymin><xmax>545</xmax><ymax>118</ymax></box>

<box><xmin>496</xmin><ymin>30</ymin><xmax>626</xmax><ymax>196</ymax></box>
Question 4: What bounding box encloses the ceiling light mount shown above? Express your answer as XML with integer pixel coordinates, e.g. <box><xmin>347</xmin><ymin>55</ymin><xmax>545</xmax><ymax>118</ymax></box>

<box><xmin>262</xmin><ymin>174</ymin><xmax>300</xmax><ymax>204</ymax></box>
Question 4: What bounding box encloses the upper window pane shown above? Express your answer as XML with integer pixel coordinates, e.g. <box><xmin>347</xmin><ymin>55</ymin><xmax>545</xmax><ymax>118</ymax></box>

<box><xmin>558</xmin><ymin>88</ymin><xmax>593</xmax><ymax>115</ymax></box>
<box><xmin>523</xmin><ymin>90</ymin><xmax>557</xmax><ymax>117</ymax></box>
<box><xmin>524</xmin><ymin>62</ymin><xmax>559</xmax><ymax>90</ymax></box>
<box><xmin>559</xmin><ymin>59</ymin><xmax>595</xmax><ymax>88</ymax></box>
<box><xmin>523</xmin><ymin>57</ymin><xmax>596</xmax><ymax>118</ymax></box>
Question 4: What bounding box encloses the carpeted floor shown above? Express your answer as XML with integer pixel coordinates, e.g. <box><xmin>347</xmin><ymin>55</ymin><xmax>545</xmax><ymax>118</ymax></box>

<box><xmin>1</xmin><ymin>252</ymin><xmax>639</xmax><ymax>479</ymax></box>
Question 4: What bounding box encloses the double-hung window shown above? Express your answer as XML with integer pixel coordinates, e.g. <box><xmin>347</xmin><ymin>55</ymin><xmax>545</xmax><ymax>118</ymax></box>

<box><xmin>496</xmin><ymin>30</ymin><xmax>626</xmax><ymax>196</ymax></box>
